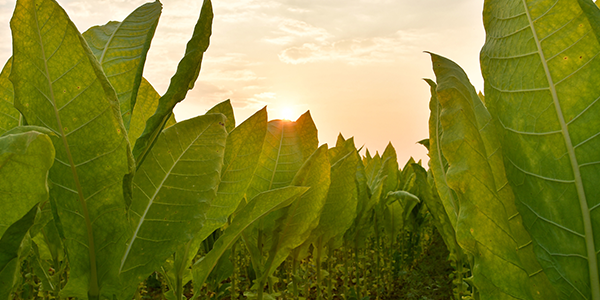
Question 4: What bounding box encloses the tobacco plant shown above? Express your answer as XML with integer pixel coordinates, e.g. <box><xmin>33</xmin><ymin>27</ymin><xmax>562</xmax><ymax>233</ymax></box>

<box><xmin>424</xmin><ymin>1</ymin><xmax>600</xmax><ymax>299</ymax></box>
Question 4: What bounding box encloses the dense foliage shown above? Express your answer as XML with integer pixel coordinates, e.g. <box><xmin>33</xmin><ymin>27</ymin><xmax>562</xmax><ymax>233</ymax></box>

<box><xmin>1</xmin><ymin>0</ymin><xmax>599</xmax><ymax>300</ymax></box>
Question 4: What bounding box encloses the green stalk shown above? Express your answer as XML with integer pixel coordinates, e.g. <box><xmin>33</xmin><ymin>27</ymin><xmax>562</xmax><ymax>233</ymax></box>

<box><xmin>231</xmin><ymin>241</ymin><xmax>237</xmax><ymax>300</ymax></box>
<box><xmin>344</xmin><ymin>244</ymin><xmax>350</xmax><ymax>298</ymax></box>
<box><xmin>374</xmin><ymin>217</ymin><xmax>381</xmax><ymax>299</ymax></box>
<box><xmin>316</xmin><ymin>237</ymin><xmax>323</xmax><ymax>300</ymax></box>
<box><xmin>354</xmin><ymin>242</ymin><xmax>361</xmax><ymax>300</ymax></box>
<box><xmin>292</xmin><ymin>253</ymin><xmax>299</xmax><ymax>299</ymax></box>
<box><xmin>268</xmin><ymin>275</ymin><xmax>275</xmax><ymax>294</ymax></box>
<box><xmin>327</xmin><ymin>240</ymin><xmax>334</xmax><ymax>299</ymax></box>
<box><xmin>176</xmin><ymin>241</ymin><xmax>192</xmax><ymax>300</ymax></box>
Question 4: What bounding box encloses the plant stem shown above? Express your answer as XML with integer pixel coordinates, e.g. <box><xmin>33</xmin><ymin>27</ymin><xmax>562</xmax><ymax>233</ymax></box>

<box><xmin>327</xmin><ymin>240</ymin><xmax>334</xmax><ymax>299</ymax></box>
<box><xmin>292</xmin><ymin>255</ymin><xmax>299</xmax><ymax>299</ymax></box>
<box><xmin>316</xmin><ymin>237</ymin><xmax>323</xmax><ymax>300</ymax></box>
<box><xmin>354</xmin><ymin>242</ymin><xmax>361</xmax><ymax>300</ymax></box>
<box><xmin>231</xmin><ymin>240</ymin><xmax>237</xmax><ymax>300</ymax></box>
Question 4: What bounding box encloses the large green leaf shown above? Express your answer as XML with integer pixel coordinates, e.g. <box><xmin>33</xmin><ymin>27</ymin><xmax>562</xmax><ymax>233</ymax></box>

<box><xmin>481</xmin><ymin>1</ymin><xmax>600</xmax><ymax>298</ymax></box>
<box><xmin>377</xmin><ymin>143</ymin><xmax>399</xmax><ymax>197</ymax></box>
<box><xmin>132</xmin><ymin>0</ymin><xmax>213</xmax><ymax>167</ymax></box>
<box><xmin>194</xmin><ymin>107</ymin><xmax>266</xmax><ymax>244</ymax></box>
<box><xmin>425</xmin><ymin>79</ymin><xmax>458</xmax><ymax>230</ymax></box>
<box><xmin>345</xmin><ymin>147</ymin><xmax>374</xmax><ymax>249</ymax></box>
<box><xmin>0</xmin><ymin>59</ymin><xmax>19</xmax><ymax>135</ymax></box>
<box><xmin>294</xmin><ymin>138</ymin><xmax>359</xmax><ymax>259</ymax></box>
<box><xmin>241</xmin><ymin>111</ymin><xmax>318</xmax><ymax>270</ymax></box>
<box><xmin>246</xmin><ymin>111</ymin><xmax>318</xmax><ymax>200</ymax></box>
<box><xmin>83</xmin><ymin>1</ymin><xmax>161</xmax><ymax>129</ymax></box>
<box><xmin>118</xmin><ymin>113</ymin><xmax>227</xmax><ymax>298</ymax></box>
<box><xmin>191</xmin><ymin>186</ymin><xmax>309</xmax><ymax>298</ymax></box>
<box><xmin>430</xmin><ymin>52</ymin><xmax>534</xmax><ymax>299</ymax></box>
<box><xmin>9</xmin><ymin>0</ymin><xmax>134</xmax><ymax>297</ymax></box>
<box><xmin>310</xmin><ymin>138</ymin><xmax>358</xmax><ymax>245</ymax></box>
<box><xmin>364</xmin><ymin>152</ymin><xmax>382</xmax><ymax>188</ymax></box>
<box><xmin>167</xmin><ymin>106</ymin><xmax>266</xmax><ymax>299</ymax></box>
<box><xmin>260</xmin><ymin>144</ymin><xmax>330</xmax><ymax>283</ymax></box>
<box><xmin>414</xmin><ymin>165</ymin><xmax>462</xmax><ymax>266</ymax></box>
<box><xmin>0</xmin><ymin>127</ymin><xmax>54</xmax><ymax>299</ymax></box>
<box><xmin>0</xmin><ymin>128</ymin><xmax>54</xmax><ymax>237</ymax></box>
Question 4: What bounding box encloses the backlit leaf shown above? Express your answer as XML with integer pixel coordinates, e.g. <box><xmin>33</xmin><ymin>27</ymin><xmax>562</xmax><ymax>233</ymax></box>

<box><xmin>119</xmin><ymin>113</ymin><xmax>227</xmax><ymax>298</ymax></box>
<box><xmin>83</xmin><ymin>1</ymin><xmax>161</xmax><ymax>128</ymax></box>
<box><xmin>10</xmin><ymin>0</ymin><xmax>134</xmax><ymax>297</ymax></box>
<box><xmin>481</xmin><ymin>1</ymin><xmax>600</xmax><ymax>298</ymax></box>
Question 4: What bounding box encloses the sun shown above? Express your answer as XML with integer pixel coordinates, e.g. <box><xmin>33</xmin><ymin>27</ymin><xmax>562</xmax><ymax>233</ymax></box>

<box><xmin>279</xmin><ymin>107</ymin><xmax>295</xmax><ymax>121</ymax></box>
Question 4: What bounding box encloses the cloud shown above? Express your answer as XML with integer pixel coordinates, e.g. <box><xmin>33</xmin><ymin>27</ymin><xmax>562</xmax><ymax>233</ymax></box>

<box><xmin>278</xmin><ymin>19</ymin><xmax>331</xmax><ymax>41</ymax></box>
<box><xmin>201</xmin><ymin>53</ymin><xmax>264</xmax><ymax>82</ymax></box>
<box><xmin>278</xmin><ymin>30</ymin><xmax>425</xmax><ymax>65</ymax></box>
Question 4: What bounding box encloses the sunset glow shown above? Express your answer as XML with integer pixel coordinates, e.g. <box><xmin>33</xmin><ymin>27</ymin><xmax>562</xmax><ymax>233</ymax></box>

<box><xmin>0</xmin><ymin>0</ymin><xmax>485</xmax><ymax>164</ymax></box>
<box><xmin>278</xmin><ymin>107</ymin><xmax>295</xmax><ymax>121</ymax></box>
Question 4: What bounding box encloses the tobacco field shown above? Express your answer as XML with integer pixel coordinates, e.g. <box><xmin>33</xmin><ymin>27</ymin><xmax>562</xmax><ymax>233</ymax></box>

<box><xmin>1</xmin><ymin>0</ymin><xmax>599</xmax><ymax>299</ymax></box>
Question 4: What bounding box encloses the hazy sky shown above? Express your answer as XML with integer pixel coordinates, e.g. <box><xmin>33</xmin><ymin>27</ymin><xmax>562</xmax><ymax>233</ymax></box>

<box><xmin>0</xmin><ymin>0</ymin><xmax>485</xmax><ymax>165</ymax></box>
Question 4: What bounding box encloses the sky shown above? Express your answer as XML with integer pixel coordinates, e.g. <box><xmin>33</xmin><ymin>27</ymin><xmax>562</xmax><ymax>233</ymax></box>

<box><xmin>0</xmin><ymin>0</ymin><xmax>485</xmax><ymax>165</ymax></box>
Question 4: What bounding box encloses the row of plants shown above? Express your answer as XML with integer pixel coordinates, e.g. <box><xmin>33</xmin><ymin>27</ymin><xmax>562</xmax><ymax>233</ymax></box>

<box><xmin>3</xmin><ymin>0</ymin><xmax>599</xmax><ymax>299</ymax></box>
<box><xmin>0</xmin><ymin>0</ymin><xmax>457</xmax><ymax>299</ymax></box>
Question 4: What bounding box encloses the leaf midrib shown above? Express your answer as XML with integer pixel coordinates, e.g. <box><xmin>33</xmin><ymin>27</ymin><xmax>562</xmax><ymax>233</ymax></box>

<box><xmin>522</xmin><ymin>2</ymin><xmax>599</xmax><ymax>298</ymax></box>
<box><xmin>120</xmin><ymin>122</ymin><xmax>214</xmax><ymax>273</ymax></box>
<box><xmin>98</xmin><ymin>21</ymin><xmax>124</xmax><ymax>65</ymax></box>
<box><xmin>32</xmin><ymin>2</ymin><xmax>100</xmax><ymax>296</ymax></box>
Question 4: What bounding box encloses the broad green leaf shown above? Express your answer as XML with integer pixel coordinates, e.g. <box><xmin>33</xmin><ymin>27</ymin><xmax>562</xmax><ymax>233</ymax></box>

<box><xmin>241</xmin><ymin>111</ymin><xmax>318</xmax><ymax>269</ymax></box>
<box><xmin>382</xmin><ymin>200</ymin><xmax>404</xmax><ymax>247</ymax></box>
<box><xmin>414</xmin><ymin>165</ymin><xmax>462</xmax><ymax>264</ymax></box>
<box><xmin>128</xmin><ymin>77</ymin><xmax>176</xmax><ymax>147</ymax></box>
<box><xmin>311</xmin><ymin>138</ymin><xmax>358</xmax><ymax>244</ymax></box>
<box><xmin>260</xmin><ymin>144</ymin><xmax>330</xmax><ymax>282</ymax></box>
<box><xmin>296</xmin><ymin>138</ymin><xmax>359</xmax><ymax>257</ymax></box>
<box><xmin>0</xmin><ymin>128</ymin><xmax>54</xmax><ymax>237</ymax></box>
<box><xmin>119</xmin><ymin>113</ymin><xmax>227</xmax><ymax>298</ymax></box>
<box><xmin>379</xmin><ymin>143</ymin><xmax>399</xmax><ymax>196</ymax></box>
<box><xmin>345</xmin><ymin>148</ymin><xmax>374</xmax><ymax>249</ymax></box>
<box><xmin>10</xmin><ymin>0</ymin><xmax>135</xmax><ymax>297</ymax></box>
<box><xmin>364</xmin><ymin>152</ymin><xmax>381</xmax><ymax>187</ymax></box>
<box><xmin>166</xmin><ymin>106</ymin><xmax>266</xmax><ymax>298</ymax></box>
<box><xmin>384</xmin><ymin>190</ymin><xmax>420</xmax><ymax>247</ymax></box>
<box><xmin>481</xmin><ymin>1</ymin><xmax>600</xmax><ymax>299</ymax></box>
<box><xmin>443</xmin><ymin>56</ymin><xmax>555</xmax><ymax>298</ymax></box>
<box><xmin>83</xmin><ymin>1</ymin><xmax>161</xmax><ymax>129</ymax></box>
<box><xmin>191</xmin><ymin>186</ymin><xmax>309</xmax><ymax>297</ymax></box>
<box><xmin>431</xmin><ymin>52</ymin><xmax>541</xmax><ymax>299</ymax></box>
<box><xmin>206</xmin><ymin>99</ymin><xmax>235</xmax><ymax>132</ymax></box>
<box><xmin>246</xmin><ymin>111</ymin><xmax>318</xmax><ymax>200</ymax></box>
<box><xmin>0</xmin><ymin>58</ymin><xmax>19</xmax><ymax>135</ymax></box>
<box><xmin>0</xmin><ymin>204</ymin><xmax>38</xmax><ymax>300</ymax></box>
<box><xmin>399</xmin><ymin>156</ymin><xmax>416</xmax><ymax>191</ymax></box>
<box><xmin>132</xmin><ymin>0</ymin><xmax>213</xmax><ymax>167</ymax></box>
<box><xmin>425</xmin><ymin>78</ymin><xmax>458</xmax><ymax>229</ymax></box>
<box><xmin>0</xmin><ymin>127</ymin><xmax>55</xmax><ymax>296</ymax></box>
<box><xmin>194</xmin><ymin>107</ymin><xmax>267</xmax><ymax>245</ymax></box>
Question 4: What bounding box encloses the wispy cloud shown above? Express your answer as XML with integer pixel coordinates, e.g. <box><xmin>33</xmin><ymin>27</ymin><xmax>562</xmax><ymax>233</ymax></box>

<box><xmin>278</xmin><ymin>30</ymin><xmax>425</xmax><ymax>65</ymax></box>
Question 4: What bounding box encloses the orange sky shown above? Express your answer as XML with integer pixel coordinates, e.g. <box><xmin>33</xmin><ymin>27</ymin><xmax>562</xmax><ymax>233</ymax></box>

<box><xmin>0</xmin><ymin>0</ymin><xmax>485</xmax><ymax>165</ymax></box>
